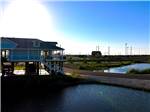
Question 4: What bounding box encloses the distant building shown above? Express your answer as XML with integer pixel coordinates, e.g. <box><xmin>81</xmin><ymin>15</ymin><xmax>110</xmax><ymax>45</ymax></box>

<box><xmin>1</xmin><ymin>37</ymin><xmax>64</xmax><ymax>75</ymax></box>
<box><xmin>91</xmin><ymin>51</ymin><xmax>102</xmax><ymax>57</ymax></box>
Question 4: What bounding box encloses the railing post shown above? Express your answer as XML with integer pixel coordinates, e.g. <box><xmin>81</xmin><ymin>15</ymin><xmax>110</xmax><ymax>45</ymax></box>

<box><xmin>11</xmin><ymin>50</ymin><xmax>13</xmax><ymax>61</ymax></box>
<box><xmin>61</xmin><ymin>50</ymin><xmax>63</xmax><ymax>61</ymax></box>
<box><xmin>28</xmin><ymin>49</ymin><xmax>29</xmax><ymax>59</ymax></box>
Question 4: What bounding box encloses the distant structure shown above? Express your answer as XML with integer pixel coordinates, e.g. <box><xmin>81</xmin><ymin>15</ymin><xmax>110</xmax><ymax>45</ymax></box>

<box><xmin>1</xmin><ymin>37</ymin><xmax>64</xmax><ymax>76</ymax></box>
<box><xmin>91</xmin><ymin>51</ymin><xmax>102</xmax><ymax>57</ymax></box>
<box><xmin>92</xmin><ymin>45</ymin><xmax>102</xmax><ymax>57</ymax></box>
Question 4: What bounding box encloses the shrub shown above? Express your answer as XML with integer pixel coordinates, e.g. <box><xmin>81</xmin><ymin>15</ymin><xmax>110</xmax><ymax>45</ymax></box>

<box><xmin>127</xmin><ymin>68</ymin><xmax>150</xmax><ymax>74</ymax></box>
<box><xmin>71</xmin><ymin>70</ymin><xmax>80</xmax><ymax>77</ymax></box>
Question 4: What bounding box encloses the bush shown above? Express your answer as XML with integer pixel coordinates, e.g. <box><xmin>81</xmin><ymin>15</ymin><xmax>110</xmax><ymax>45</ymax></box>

<box><xmin>141</xmin><ymin>69</ymin><xmax>150</xmax><ymax>74</ymax></box>
<box><xmin>71</xmin><ymin>70</ymin><xmax>80</xmax><ymax>77</ymax></box>
<box><xmin>127</xmin><ymin>69</ymin><xmax>139</xmax><ymax>74</ymax></box>
<box><xmin>127</xmin><ymin>68</ymin><xmax>150</xmax><ymax>74</ymax></box>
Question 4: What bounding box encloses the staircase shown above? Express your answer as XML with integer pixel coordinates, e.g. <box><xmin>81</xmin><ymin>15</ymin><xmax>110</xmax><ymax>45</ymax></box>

<box><xmin>40</xmin><ymin>56</ymin><xmax>64</xmax><ymax>75</ymax></box>
<box><xmin>41</xmin><ymin>60</ymin><xmax>51</xmax><ymax>74</ymax></box>
<box><xmin>2</xmin><ymin>63</ymin><xmax>14</xmax><ymax>76</ymax></box>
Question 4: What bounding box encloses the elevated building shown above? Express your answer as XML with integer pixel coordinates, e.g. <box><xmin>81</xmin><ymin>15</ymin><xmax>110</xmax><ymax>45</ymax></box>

<box><xmin>0</xmin><ymin>37</ymin><xmax>64</xmax><ymax>75</ymax></box>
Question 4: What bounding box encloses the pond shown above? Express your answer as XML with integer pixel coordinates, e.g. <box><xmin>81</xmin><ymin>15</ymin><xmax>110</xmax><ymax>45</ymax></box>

<box><xmin>104</xmin><ymin>63</ymin><xmax>150</xmax><ymax>74</ymax></box>
<box><xmin>4</xmin><ymin>84</ymin><xmax>150</xmax><ymax>112</ymax></box>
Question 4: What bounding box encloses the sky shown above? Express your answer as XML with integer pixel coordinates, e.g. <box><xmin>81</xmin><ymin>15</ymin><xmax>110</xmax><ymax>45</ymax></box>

<box><xmin>0</xmin><ymin>0</ymin><xmax>149</xmax><ymax>55</ymax></box>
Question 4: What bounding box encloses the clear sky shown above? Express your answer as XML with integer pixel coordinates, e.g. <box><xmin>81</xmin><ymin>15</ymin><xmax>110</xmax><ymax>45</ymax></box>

<box><xmin>0</xmin><ymin>0</ymin><xmax>149</xmax><ymax>55</ymax></box>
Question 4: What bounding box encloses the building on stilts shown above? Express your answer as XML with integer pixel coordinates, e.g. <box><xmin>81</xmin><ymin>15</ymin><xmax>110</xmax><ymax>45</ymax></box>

<box><xmin>0</xmin><ymin>37</ymin><xmax>64</xmax><ymax>76</ymax></box>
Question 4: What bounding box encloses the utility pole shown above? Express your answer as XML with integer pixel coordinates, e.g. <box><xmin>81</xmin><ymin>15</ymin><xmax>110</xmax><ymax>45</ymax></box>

<box><xmin>96</xmin><ymin>45</ymin><xmax>99</xmax><ymax>51</ymax></box>
<box><xmin>108</xmin><ymin>46</ymin><xmax>110</xmax><ymax>55</ymax></box>
<box><xmin>125</xmin><ymin>43</ymin><xmax>127</xmax><ymax>55</ymax></box>
<box><xmin>130</xmin><ymin>46</ymin><xmax>132</xmax><ymax>55</ymax></box>
<box><xmin>127</xmin><ymin>46</ymin><xmax>129</xmax><ymax>55</ymax></box>
<box><xmin>98</xmin><ymin>45</ymin><xmax>99</xmax><ymax>51</ymax></box>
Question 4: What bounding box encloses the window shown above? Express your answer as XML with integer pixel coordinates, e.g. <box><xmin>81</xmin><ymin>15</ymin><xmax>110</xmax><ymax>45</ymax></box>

<box><xmin>6</xmin><ymin>50</ymin><xmax>9</xmax><ymax>57</ymax></box>
<box><xmin>1</xmin><ymin>50</ymin><xmax>9</xmax><ymax>57</ymax></box>
<box><xmin>41</xmin><ymin>51</ymin><xmax>44</xmax><ymax>56</ymax></box>
<box><xmin>33</xmin><ymin>41</ymin><xmax>40</xmax><ymax>47</ymax></box>
<box><xmin>2</xmin><ymin>51</ymin><xmax>5</xmax><ymax>57</ymax></box>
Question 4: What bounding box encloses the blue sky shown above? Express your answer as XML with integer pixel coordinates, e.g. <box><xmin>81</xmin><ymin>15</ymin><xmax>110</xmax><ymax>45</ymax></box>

<box><xmin>43</xmin><ymin>1</ymin><xmax>150</xmax><ymax>54</ymax></box>
<box><xmin>0</xmin><ymin>0</ymin><xmax>150</xmax><ymax>55</ymax></box>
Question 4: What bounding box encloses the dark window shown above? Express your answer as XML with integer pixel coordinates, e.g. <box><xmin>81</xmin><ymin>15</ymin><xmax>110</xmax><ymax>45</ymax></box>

<box><xmin>33</xmin><ymin>41</ymin><xmax>40</xmax><ymax>47</ymax></box>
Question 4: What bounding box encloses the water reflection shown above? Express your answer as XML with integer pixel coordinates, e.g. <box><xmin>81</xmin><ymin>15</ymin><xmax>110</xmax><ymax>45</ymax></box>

<box><xmin>3</xmin><ymin>84</ymin><xmax>150</xmax><ymax>112</ymax></box>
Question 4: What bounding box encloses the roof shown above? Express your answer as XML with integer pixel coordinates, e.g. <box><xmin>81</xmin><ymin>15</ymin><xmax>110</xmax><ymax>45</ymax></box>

<box><xmin>1</xmin><ymin>37</ymin><xmax>64</xmax><ymax>50</ymax></box>
<box><xmin>40</xmin><ymin>42</ymin><xmax>64</xmax><ymax>50</ymax></box>
<box><xmin>2</xmin><ymin>37</ymin><xmax>41</xmax><ymax>48</ymax></box>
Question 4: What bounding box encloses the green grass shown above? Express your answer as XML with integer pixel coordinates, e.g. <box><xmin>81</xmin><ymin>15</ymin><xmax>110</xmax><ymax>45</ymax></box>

<box><xmin>70</xmin><ymin>70</ymin><xmax>80</xmax><ymax>78</ymax></box>
<box><xmin>65</xmin><ymin>61</ymin><xmax>133</xmax><ymax>70</ymax></box>
<box><xmin>14</xmin><ymin>66</ymin><xmax>25</xmax><ymax>70</ymax></box>
<box><xmin>127</xmin><ymin>68</ymin><xmax>150</xmax><ymax>74</ymax></box>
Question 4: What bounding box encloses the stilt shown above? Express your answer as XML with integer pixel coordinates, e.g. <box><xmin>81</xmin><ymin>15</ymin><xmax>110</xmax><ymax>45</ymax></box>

<box><xmin>36</xmin><ymin>62</ymin><xmax>39</xmax><ymax>75</ymax></box>
<box><xmin>25</xmin><ymin>62</ymin><xmax>38</xmax><ymax>75</ymax></box>
<box><xmin>25</xmin><ymin>62</ymin><xmax>29</xmax><ymax>75</ymax></box>
<box><xmin>11</xmin><ymin>62</ymin><xmax>14</xmax><ymax>75</ymax></box>
<box><xmin>1</xmin><ymin>62</ymin><xmax>5</xmax><ymax>76</ymax></box>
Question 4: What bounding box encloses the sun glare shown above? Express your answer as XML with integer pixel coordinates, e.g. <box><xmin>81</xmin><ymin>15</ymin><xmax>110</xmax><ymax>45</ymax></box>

<box><xmin>0</xmin><ymin>0</ymin><xmax>54</xmax><ymax>40</ymax></box>
<box><xmin>0</xmin><ymin>0</ymin><xmax>132</xmax><ymax>55</ymax></box>
<box><xmin>0</xmin><ymin>0</ymin><xmax>94</xmax><ymax>54</ymax></box>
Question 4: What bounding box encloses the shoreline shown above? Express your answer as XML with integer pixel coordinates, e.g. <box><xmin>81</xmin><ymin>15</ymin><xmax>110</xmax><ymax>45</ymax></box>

<box><xmin>1</xmin><ymin>69</ymin><xmax>150</xmax><ymax>93</ymax></box>
<box><xmin>79</xmin><ymin>75</ymin><xmax>150</xmax><ymax>92</ymax></box>
<box><xmin>64</xmin><ymin>67</ymin><xmax>150</xmax><ymax>92</ymax></box>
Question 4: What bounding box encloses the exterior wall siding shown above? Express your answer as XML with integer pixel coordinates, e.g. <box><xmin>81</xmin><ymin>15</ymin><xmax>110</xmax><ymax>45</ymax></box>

<box><xmin>10</xmin><ymin>49</ymin><xmax>41</xmax><ymax>61</ymax></box>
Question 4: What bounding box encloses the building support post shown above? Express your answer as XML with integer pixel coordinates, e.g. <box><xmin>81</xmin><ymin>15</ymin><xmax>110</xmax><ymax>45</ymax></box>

<box><xmin>25</xmin><ymin>62</ymin><xmax>29</xmax><ymax>75</ymax></box>
<box><xmin>1</xmin><ymin>62</ymin><xmax>5</xmax><ymax>76</ymax></box>
<box><xmin>11</xmin><ymin>62</ymin><xmax>14</xmax><ymax>75</ymax></box>
<box><xmin>5</xmin><ymin>50</ymin><xmax>6</xmax><ymax>58</ymax></box>
<box><xmin>36</xmin><ymin>62</ymin><xmax>39</xmax><ymax>75</ymax></box>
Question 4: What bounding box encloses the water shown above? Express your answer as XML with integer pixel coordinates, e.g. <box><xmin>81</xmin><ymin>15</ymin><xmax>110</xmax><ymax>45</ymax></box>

<box><xmin>5</xmin><ymin>84</ymin><xmax>150</xmax><ymax>112</ymax></box>
<box><xmin>104</xmin><ymin>63</ymin><xmax>150</xmax><ymax>74</ymax></box>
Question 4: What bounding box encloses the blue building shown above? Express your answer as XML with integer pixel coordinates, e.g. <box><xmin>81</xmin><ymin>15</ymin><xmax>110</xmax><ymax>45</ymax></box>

<box><xmin>1</xmin><ymin>37</ymin><xmax>64</xmax><ymax>75</ymax></box>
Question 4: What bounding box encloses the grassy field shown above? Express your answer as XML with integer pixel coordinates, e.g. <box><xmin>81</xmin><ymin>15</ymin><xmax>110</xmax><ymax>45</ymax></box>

<box><xmin>64</xmin><ymin>61</ymin><xmax>134</xmax><ymax>70</ymax></box>
<box><xmin>65</xmin><ymin>55</ymin><xmax>150</xmax><ymax>71</ymax></box>
<box><xmin>13</xmin><ymin>60</ymin><xmax>134</xmax><ymax>71</ymax></box>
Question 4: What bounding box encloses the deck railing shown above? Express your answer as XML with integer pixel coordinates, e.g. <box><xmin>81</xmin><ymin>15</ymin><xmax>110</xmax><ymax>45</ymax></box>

<box><xmin>46</xmin><ymin>55</ymin><xmax>63</xmax><ymax>61</ymax></box>
<box><xmin>9</xmin><ymin>55</ymin><xmax>63</xmax><ymax>61</ymax></box>
<box><xmin>10</xmin><ymin>55</ymin><xmax>40</xmax><ymax>61</ymax></box>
